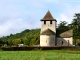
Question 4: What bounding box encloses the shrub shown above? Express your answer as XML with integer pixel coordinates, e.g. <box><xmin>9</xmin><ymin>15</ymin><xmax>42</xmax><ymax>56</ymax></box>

<box><xmin>1</xmin><ymin>46</ymin><xmax>80</xmax><ymax>51</ymax></box>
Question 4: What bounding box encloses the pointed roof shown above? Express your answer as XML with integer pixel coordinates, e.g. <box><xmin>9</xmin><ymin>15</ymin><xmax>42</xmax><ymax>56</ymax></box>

<box><xmin>41</xmin><ymin>11</ymin><xmax>56</xmax><ymax>21</ymax></box>
<box><xmin>40</xmin><ymin>29</ymin><xmax>55</xmax><ymax>35</ymax></box>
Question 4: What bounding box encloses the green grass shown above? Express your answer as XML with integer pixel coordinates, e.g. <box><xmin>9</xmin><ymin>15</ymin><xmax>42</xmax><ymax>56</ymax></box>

<box><xmin>0</xmin><ymin>50</ymin><xmax>80</xmax><ymax>60</ymax></box>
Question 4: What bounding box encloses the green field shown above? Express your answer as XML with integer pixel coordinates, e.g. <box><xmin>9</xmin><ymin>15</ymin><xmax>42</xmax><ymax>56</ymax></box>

<box><xmin>0</xmin><ymin>50</ymin><xmax>80</xmax><ymax>60</ymax></box>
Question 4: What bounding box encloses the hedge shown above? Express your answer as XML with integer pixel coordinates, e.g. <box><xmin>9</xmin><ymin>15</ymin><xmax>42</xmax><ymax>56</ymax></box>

<box><xmin>1</xmin><ymin>46</ymin><xmax>80</xmax><ymax>51</ymax></box>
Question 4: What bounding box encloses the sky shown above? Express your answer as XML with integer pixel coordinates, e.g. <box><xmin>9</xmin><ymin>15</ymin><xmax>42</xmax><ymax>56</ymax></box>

<box><xmin>0</xmin><ymin>0</ymin><xmax>80</xmax><ymax>37</ymax></box>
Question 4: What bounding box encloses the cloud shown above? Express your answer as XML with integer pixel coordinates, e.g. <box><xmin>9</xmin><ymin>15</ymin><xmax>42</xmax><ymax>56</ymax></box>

<box><xmin>59</xmin><ymin>6</ymin><xmax>80</xmax><ymax>23</ymax></box>
<box><xmin>0</xmin><ymin>0</ymin><xmax>80</xmax><ymax>37</ymax></box>
<box><xmin>54</xmin><ymin>0</ymin><xmax>80</xmax><ymax>24</ymax></box>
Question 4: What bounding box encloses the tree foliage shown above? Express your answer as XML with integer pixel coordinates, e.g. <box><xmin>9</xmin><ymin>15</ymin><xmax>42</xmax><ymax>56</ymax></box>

<box><xmin>57</xmin><ymin>21</ymin><xmax>69</xmax><ymax>31</ymax></box>
<box><xmin>1</xmin><ymin>13</ymin><xmax>80</xmax><ymax>46</ymax></box>
<box><xmin>71</xmin><ymin>13</ymin><xmax>80</xmax><ymax>39</ymax></box>
<box><xmin>0</xmin><ymin>29</ymin><xmax>40</xmax><ymax>46</ymax></box>
<box><xmin>0</xmin><ymin>39</ymin><xmax>4</xmax><ymax>47</ymax></box>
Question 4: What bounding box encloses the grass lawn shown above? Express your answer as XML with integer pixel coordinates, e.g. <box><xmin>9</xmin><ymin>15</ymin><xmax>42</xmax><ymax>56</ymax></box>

<box><xmin>0</xmin><ymin>50</ymin><xmax>80</xmax><ymax>60</ymax></box>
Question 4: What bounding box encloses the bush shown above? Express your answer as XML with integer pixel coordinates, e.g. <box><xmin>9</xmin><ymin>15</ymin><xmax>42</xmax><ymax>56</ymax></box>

<box><xmin>1</xmin><ymin>46</ymin><xmax>80</xmax><ymax>51</ymax></box>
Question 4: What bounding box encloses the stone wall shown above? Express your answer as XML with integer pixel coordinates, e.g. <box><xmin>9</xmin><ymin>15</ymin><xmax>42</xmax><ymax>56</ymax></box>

<box><xmin>41</xmin><ymin>21</ymin><xmax>56</xmax><ymax>33</ymax></box>
<box><xmin>57</xmin><ymin>37</ymin><xmax>73</xmax><ymax>46</ymax></box>
<box><xmin>40</xmin><ymin>35</ymin><xmax>55</xmax><ymax>46</ymax></box>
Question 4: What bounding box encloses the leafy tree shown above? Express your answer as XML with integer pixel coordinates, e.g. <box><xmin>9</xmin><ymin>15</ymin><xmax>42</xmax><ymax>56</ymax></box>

<box><xmin>10</xmin><ymin>34</ymin><xmax>14</xmax><ymax>36</ymax></box>
<box><xmin>12</xmin><ymin>39</ymin><xmax>21</xmax><ymax>46</ymax></box>
<box><xmin>8</xmin><ymin>40</ymin><xmax>13</xmax><ymax>46</ymax></box>
<box><xmin>0</xmin><ymin>39</ymin><xmax>4</xmax><ymax>47</ymax></box>
<box><xmin>71</xmin><ymin>13</ymin><xmax>80</xmax><ymax>44</ymax></box>
<box><xmin>30</xmin><ymin>35</ymin><xmax>40</xmax><ymax>46</ymax></box>
<box><xmin>72</xmin><ymin>13</ymin><xmax>80</xmax><ymax>38</ymax></box>
<box><xmin>0</xmin><ymin>28</ymin><xmax>40</xmax><ymax>46</ymax></box>
<box><xmin>57</xmin><ymin>21</ymin><xmax>69</xmax><ymax>31</ymax></box>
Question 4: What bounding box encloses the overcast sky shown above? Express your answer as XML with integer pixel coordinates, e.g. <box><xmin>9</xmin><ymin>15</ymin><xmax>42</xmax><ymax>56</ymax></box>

<box><xmin>0</xmin><ymin>0</ymin><xmax>80</xmax><ymax>37</ymax></box>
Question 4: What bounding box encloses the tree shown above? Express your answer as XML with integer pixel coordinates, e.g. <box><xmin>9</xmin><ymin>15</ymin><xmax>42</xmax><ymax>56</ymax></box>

<box><xmin>12</xmin><ymin>39</ymin><xmax>21</xmax><ymax>46</ymax></box>
<box><xmin>0</xmin><ymin>29</ymin><xmax>40</xmax><ymax>46</ymax></box>
<box><xmin>0</xmin><ymin>39</ymin><xmax>4</xmax><ymax>47</ymax></box>
<box><xmin>10</xmin><ymin>34</ymin><xmax>14</xmax><ymax>36</ymax></box>
<box><xmin>30</xmin><ymin>36</ymin><xmax>40</xmax><ymax>46</ymax></box>
<box><xmin>71</xmin><ymin>13</ymin><xmax>80</xmax><ymax>44</ymax></box>
<box><xmin>8</xmin><ymin>40</ymin><xmax>13</xmax><ymax>46</ymax></box>
<box><xmin>57</xmin><ymin>21</ymin><xmax>69</xmax><ymax>31</ymax></box>
<box><xmin>72</xmin><ymin>13</ymin><xmax>80</xmax><ymax>38</ymax></box>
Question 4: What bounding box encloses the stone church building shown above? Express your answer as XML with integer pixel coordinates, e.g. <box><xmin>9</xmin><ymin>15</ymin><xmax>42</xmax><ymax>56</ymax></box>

<box><xmin>40</xmin><ymin>11</ymin><xmax>73</xmax><ymax>46</ymax></box>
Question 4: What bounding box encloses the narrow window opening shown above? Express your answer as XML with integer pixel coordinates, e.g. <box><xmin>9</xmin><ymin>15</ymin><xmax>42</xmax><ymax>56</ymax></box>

<box><xmin>67</xmin><ymin>40</ymin><xmax>69</xmax><ymax>46</ymax></box>
<box><xmin>46</xmin><ymin>40</ymin><xmax>47</xmax><ymax>43</ymax></box>
<box><xmin>62</xmin><ymin>41</ymin><xmax>63</xmax><ymax>45</ymax></box>
<box><xmin>60</xmin><ymin>41</ymin><xmax>63</xmax><ymax>46</ymax></box>
<box><xmin>44</xmin><ymin>21</ymin><xmax>46</xmax><ymax>24</ymax></box>
<box><xmin>50</xmin><ymin>21</ymin><xmax>52</xmax><ymax>24</ymax></box>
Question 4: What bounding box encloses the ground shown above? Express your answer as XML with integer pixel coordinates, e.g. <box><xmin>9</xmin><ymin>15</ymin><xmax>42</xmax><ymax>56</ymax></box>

<box><xmin>0</xmin><ymin>50</ymin><xmax>80</xmax><ymax>60</ymax></box>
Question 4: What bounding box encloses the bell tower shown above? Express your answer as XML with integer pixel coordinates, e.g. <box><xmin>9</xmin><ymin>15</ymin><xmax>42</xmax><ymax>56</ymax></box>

<box><xmin>40</xmin><ymin>11</ymin><xmax>57</xmax><ymax>46</ymax></box>
<box><xmin>40</xmin><ymin>11</ymin><xmax>57</xmax><ymax>34</ymax></box>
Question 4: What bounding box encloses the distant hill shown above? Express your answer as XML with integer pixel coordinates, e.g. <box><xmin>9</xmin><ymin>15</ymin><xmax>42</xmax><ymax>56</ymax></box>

<box><xmin>0</xmin><ymin>29</ymin><xmax>40</xmax><ymax>46</ymax></box>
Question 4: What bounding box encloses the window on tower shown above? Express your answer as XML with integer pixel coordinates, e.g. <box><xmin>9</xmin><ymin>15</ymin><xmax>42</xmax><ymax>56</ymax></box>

<box><xmin>50</xmin><ymin>21</ymin><xmax>52</xmax><ymax>24</ymax></box>
<box><xmin>44</xmin><ymin>21</ymin><xmax>46</xmax><ymax>24</ymax></box>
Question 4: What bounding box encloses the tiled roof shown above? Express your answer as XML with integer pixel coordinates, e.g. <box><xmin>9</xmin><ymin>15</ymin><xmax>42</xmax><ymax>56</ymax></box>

<box><xmin>41</xmin><ymin>29</ymin><xmax>73</xmax><ymax>37</ymax></box>
<box><xmin>41</xmin><ymin>11</ymin><xmax>56</xmax><ymax>21</ymax></box>
<box><xmin>56</xmin><ymin>30</ymin><xmax>73</xmax><ymax>38</ymax></box>
<box><xmin>40</xmin><ymin>29</ymin><xmax>55</xmax><ymax>35</ymax></box>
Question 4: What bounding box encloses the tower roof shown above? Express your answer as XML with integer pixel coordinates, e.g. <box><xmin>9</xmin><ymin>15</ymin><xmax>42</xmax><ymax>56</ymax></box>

<box><xmin>41</xmin><ymin>11</ymin><xmax>56</xmax><ymax>21</ymax></box>
<box><xmin>40</xmin><ymin>29</ymin><xmax>55</xmax><ymax>35</ymax></box>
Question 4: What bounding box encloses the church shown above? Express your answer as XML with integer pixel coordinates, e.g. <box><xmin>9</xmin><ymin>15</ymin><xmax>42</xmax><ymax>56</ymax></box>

<box><xmin>40</xmin><ymin>11</ymin><xmax>73</xmax><ymax>46</ymax></box>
